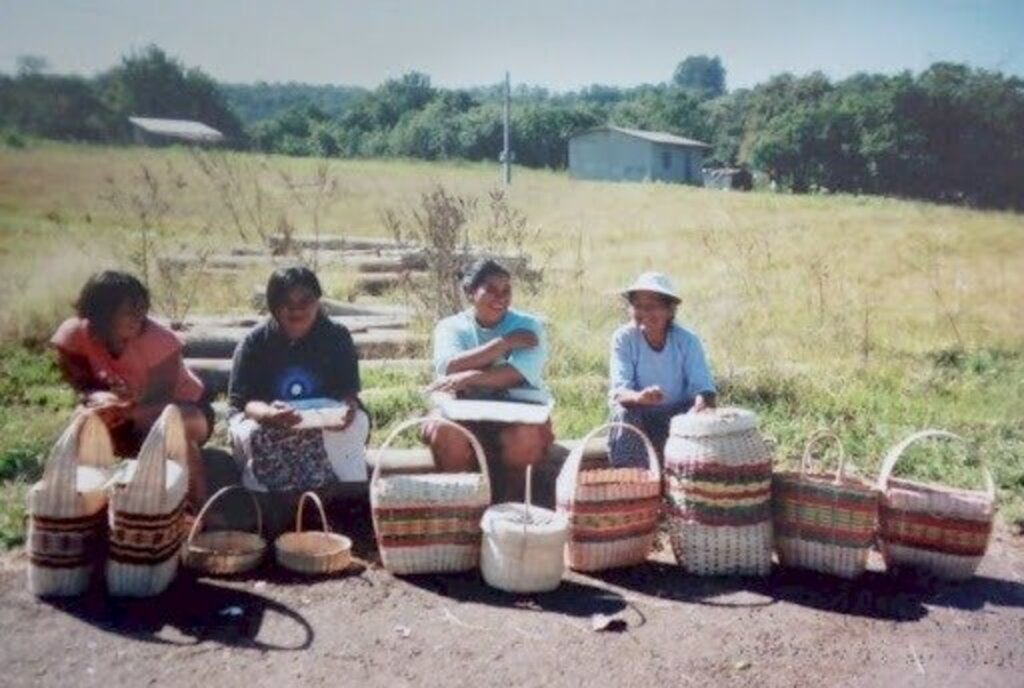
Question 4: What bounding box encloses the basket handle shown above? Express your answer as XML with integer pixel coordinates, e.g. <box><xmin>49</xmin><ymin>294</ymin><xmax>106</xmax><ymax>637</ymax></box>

<box><xmin>41</xmin><ymin>411</ymin><xmax>90</xmax><ymax>503</ymax></box>
<box><xmin>186</xmin><ymin>485</ymin><xmax>263</xmax><ymax>547</ymax></box>
<box><xmin>76</xmin><ymin>410</ymin><xmax>115</xmax><ymax>468</ymax></box>
<box><xmin>129</xmin><ymin>405</ymin><xmax>189</xmax><ymax>508</ymax></box>
<box><xmin>370</xmin><ymin>416</ymin><xmax>491</xmax><ymax>494</ymax></box>
<box><xmin>294</xmin><ymin>491</ymin><xmax>330</xmax><ymax>534</ymax></box>
<box><xmin>800</xmin><ymin>430</ymin><xmax>847</xmax><ymax>483</ymax></box>
<box><xmin>876</xmin><ymin>429</ymin><xmax>995</xmax><ymax>499</ymax></box>
<box><xmin>566</xmin><ymin>421</ymin><xmax>660</xmax><ymax>481</ymax></box>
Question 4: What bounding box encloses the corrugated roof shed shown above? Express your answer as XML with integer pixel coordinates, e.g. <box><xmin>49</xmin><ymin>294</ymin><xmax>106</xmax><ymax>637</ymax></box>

<box><xmin>598</xmin><ymin>125</ymin><xmax>710</xmax><ymax>149</ymax></box>
<box><xmin>128</xmin><ymin>117</ymin><xmax>224</xmax><ymax>143</ymax></box>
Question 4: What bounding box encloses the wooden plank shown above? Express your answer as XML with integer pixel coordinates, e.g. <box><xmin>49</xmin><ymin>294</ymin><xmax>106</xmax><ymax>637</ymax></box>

<box><xmin>159</xmin><ymin>313</ymin><xmax>411</xmax><ymax>332</ymax></box>
<box><xmin>180</xmin><ymin>327</ymin><xmax>425</xmax><ymax>359</ymax></box>
<box><xmin>188</xmin><ymin>357</ymin><xmax>431</xmax><ymax>397</ymax></box>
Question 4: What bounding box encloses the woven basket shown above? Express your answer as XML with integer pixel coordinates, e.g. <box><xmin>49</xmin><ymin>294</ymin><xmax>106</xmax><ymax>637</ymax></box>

<box><xmin>877</xmin><ymin>430</ymin><xmax>995</xmax><ymax>581</ymax></box>
<box><xmin>481</xmin><ymin>466</ymin><xmax>568</xmax><ymax>593</ymax></box>
<box><xmin>275</xmin><ymin>492</ymin><xmax>353</xmax><ymax>575</ymax></box>
<box><xmin>664</xmin><ymin>407</ymin><xmax>773</xmax><ymax>576</ymax></box>
<box><xmin>556</xmin><ymin>421</ymin><xmax>661</xmax><ymax>572</ymax></box>
<box><xmin>371</xmin><ymin>417</ymin><xmax>491</xmax><ymax>575</ymax></box>
<box><xmin>773</xmin><ymin>431</ymin><xmax>878</xmax><ymax>579</ymax></box>
<box><xmin>26</xmin><ymin>411</ymin><xmax>116</xmax><ymax>597</ymax></box>
<box><xmin>184</xmin><ymin>485</ymin><xmax>266</xmax><ymax>576</ymax></box>
<box><xmin>107</xmin><ymin>405</ymin><xmax>190</xmax><ymax>597</ymax></box>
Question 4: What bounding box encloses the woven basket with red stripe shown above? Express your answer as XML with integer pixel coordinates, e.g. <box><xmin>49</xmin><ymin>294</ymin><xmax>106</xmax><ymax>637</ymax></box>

<box><xmin>556</xmin><ymin>422</ymin><xmax>661</xmax><ymax>572</ymax></box>
<box><xmin>371</xmin><ymin>417</ymin><xmax>491</xmax><ymax>575</ymax></box>
<box><xmin>877</xmin><ymin>430</ymin><xmax>995</xmax><ymax>581</ymax></box>
<box><xmin>664</xmin><ymin>407</ymin><xmax>774</xmax><ymax>576</ymax></box>
<box><xmin>773</xmin><ymin>431</ymin><xmax>878</xmax><ymax>579</ymax></box>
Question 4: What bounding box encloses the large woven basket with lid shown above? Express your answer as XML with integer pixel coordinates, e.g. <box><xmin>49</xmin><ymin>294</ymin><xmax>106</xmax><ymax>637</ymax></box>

<box><xmin>664</xmin><ymin>407</ymin><xmax>773</xmax><ymax>576</ymax></box>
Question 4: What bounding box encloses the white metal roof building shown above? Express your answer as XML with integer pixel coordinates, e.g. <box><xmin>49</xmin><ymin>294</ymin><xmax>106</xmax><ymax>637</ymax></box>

<box><xmin>569</xmin><ymin>125</ymin><xmax>710</xmax><ymax>185</ymax></box>
<box><xmin>128</xmin><ymin>117</ymin><xmax>225</xmax><ymax>145</ymax></box>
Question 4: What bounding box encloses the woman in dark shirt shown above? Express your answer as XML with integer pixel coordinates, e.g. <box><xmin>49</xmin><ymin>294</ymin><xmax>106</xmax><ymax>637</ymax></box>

<box><xmin>228</xmin><ymin>267</ymin><xmax>369</xmax><ymax>529</ymax></box>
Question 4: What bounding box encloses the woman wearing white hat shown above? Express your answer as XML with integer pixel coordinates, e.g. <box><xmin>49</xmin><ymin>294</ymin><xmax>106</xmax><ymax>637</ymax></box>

<box><xmin>607</xmin><ymin>272</ymin><xmax>716</xmax><ymax>466</ymax></box>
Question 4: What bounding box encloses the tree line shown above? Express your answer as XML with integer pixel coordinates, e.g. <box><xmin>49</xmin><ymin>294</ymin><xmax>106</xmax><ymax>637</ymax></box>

<box><xmin>1</xmin><ymin>48</ymin><xmax>1022</xmax><ymax>210</ymax></box>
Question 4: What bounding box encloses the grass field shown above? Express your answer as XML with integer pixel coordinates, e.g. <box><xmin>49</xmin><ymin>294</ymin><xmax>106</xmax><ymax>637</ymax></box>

<box><xmin>1</xmin><ymin>140</ymin><xmax>1022</xmax><ymax>547</ymax></box>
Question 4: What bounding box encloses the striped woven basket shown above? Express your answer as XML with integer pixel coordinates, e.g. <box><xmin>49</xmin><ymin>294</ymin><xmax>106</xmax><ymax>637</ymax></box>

<box><xmin>26</xmin><ymin>411</ymin><xmax>116</xmax><ymax>597</ymax></box>
<box><xmin>664</xmin><ymin>407</ymin><xmax>773</xmax><ymax>576</ymax></box>
<box><xmin>107</xmin><ymin>405</ymin><xmax>190</xmax><ymax>597</ymax></box>
<box><xmin>371</xmin><ymin>417</ymin><xmax>491</xmax><ymax>575</ymax></box>
<box><xmin>773</xmin><ymin>431</ymin><xmax>878</xmax><ymax>579</ymax></box>
<box><xmin>556</xmin><ymin>421</ymin><xmax>661</xmax><ymax>572</ymax></box>
<box><xmin>877</xmin><ymin>430</ymin><xmax>995</xmax><ymax>581</ymax></box>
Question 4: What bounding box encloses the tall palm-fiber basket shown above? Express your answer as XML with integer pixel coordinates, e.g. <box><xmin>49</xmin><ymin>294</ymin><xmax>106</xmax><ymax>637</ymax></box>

<box><xmin>877</xmin><ymin>430</ymin><xmax>995</xmax><ymax>581</ymax></box>
<box><xmin>664</xmin><ymin>408</ymin><xmax>774</xmax><ymax>576</ymax></box>
<box><xmin>27</xmin><ymin>411</ymin><xmax>116</xmax><ymax>597</ymax></box>
<box><xmin>773</xmin><ymin>431</ymin><xmax>878</xmax><ymax>579</ymax></box>
<box><xmin>556</xmin><ymin>422</ymin><xmax>661</xmax><ymax>572</ymax></box>
<box><xmin>107</xmin><ymin>405</ymin><xmax>190</xmax><ymax>597</ymax></box>
<box><xmin>371</xmin><ymin>417</ymin><xmax>491</xmax><ymax>575</ymax></box>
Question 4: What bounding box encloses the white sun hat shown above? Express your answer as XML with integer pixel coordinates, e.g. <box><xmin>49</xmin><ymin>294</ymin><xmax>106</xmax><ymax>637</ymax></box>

<box><xmin>620</xmin><ymin>271</ymin><xmax>681</xmax><ymax>303</ymax></box>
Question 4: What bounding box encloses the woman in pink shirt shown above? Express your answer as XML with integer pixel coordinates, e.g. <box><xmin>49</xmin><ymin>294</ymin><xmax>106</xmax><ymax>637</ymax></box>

<box><xmin>50</xmin><ymin>271</ymin><xmax>213</xmax><ymax>508</ymax></box>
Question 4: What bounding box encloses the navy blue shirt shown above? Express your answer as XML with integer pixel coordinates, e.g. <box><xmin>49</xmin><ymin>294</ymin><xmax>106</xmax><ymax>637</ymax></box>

<box><xmin>228</xmin><ymin>313</ymin><xmax>360</xmax><ymax>415</ymax></box>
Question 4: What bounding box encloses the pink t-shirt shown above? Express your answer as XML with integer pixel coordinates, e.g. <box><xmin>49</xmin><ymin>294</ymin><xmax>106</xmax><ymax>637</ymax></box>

<box><xmin>50</xmin><ymin>317</ymin><xmax>204</xmax><ymax>403</ymax></box>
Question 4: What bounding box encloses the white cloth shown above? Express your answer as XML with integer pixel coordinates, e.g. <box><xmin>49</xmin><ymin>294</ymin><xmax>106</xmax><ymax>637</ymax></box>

<box><xmin>229</xmin><ymin>410</ymin><xmax>370</xmax><ymax>492</ymax></box>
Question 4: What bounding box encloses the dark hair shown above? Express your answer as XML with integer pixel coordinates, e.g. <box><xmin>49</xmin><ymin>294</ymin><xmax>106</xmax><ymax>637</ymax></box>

<box><xmin>75</xmin><ymin>271</ymin><xmax>150</xmax><ymax>344</ymax></box>
<box><xmin>266</xmin><ymin>266</ymin><xmax>323</xmax><ymax>311</ymax></box>
<box><xmin>460</xmin><ymin>258</ymin><xmax>511</xmax><ymax>294</ymax></box>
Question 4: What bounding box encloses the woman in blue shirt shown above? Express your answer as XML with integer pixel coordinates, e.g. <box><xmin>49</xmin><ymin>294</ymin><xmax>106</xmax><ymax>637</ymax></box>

<box><xmin>424</xmin><ymin>259</ymin><xmax>553</xmax><ymax>501</ymax></box>
<box><xmin>608</xmin><ymin>272</ymin><xmax>716</xmax><ymax>466</ymax></box>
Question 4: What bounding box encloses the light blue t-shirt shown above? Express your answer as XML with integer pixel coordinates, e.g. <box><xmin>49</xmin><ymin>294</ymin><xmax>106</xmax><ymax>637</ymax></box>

<box><xmin>433</xmin><ymin>309</ymin><xmax>547</xmax><ymax>391</ymax></box>
<box><xmin>608</xmin><ymin>322</ymin><xmax>716</xmax><ymax>408</ymax></box>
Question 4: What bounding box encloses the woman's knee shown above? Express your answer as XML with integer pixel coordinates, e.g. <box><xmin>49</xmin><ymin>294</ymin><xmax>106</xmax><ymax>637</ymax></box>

<box><xmin>424</xmin><ymin>422</ymin><xmax>477</xmax><ymax>472</ymax></box>
<box><xmin>176</xmin><ymin>403</ymin><xmax>212</xmax><ymax>446</ymax></box>
<box><xmin>499</xmin><ymin>423</ymin><xmax>552</xmax><ymax>469</ymax></box>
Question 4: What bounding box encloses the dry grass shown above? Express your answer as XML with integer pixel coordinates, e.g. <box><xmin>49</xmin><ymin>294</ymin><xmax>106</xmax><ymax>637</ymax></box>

<box><xmin>1</xmin><ymin>140</ymin><xmax>1022</xmax><ymax>542</ymax></box>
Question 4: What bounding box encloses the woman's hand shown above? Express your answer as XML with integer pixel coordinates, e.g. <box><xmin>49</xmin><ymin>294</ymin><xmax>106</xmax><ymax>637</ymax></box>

<box><xmin>616</xmin><ymin>385</ymin><xmax>664</xmax><ymax>407</ymax></box>
<box><xmin>322</xmin><ymin>401</ymin><xmax>357</xmax><ymax>432</ymax></box>
<box><xmin>690</xmin><ymin>393</ymin><xmax>717</xmax><ymax>413</ymax></box>
<box><xmin>428</xmin><ymin>370</ymin><xmax>480</xmax><ymax>394</ymax></box>
<box><xmin>83</xmin><ymin>390</ymin><xmax>133</xmax><ymax>426</ymax></box>
<box><xmin>635</xmin><ymin>385</ymin><xmax>665</xmax><ymax>406</ymax></box>
<box><xmin>501</xmin><ymin>329</ymin><xmax>538</xmax><ymax>354</ymax></box>
<box><xmin>257</xmin><ymin>400</ymin><xmax>301</xmax><ymax>427</ymax></box>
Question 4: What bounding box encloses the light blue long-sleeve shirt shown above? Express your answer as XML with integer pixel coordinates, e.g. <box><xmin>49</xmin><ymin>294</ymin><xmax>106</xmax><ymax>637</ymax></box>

<box><xmin>432</xmin><ymin>308</ymin><xmax>548</xmax><ymax>391</ymax></box>
<box><xmin>608</xmin><ymin>322</ymin><xmax>715</xmax><ymax>408</ymax></box>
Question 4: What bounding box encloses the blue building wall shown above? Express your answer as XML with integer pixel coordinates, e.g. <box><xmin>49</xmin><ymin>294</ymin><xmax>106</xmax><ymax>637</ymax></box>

<box><xmin>569</xmin><ymin>129</ymin><xmax>705</xmax><ymax>185</ymax></box>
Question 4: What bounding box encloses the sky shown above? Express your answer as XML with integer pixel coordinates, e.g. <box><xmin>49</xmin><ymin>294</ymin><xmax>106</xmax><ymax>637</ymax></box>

<box><xmin>1</xmin><ymin>0</ymin><xmax>1022</xmax><ymax>91</ymax></box>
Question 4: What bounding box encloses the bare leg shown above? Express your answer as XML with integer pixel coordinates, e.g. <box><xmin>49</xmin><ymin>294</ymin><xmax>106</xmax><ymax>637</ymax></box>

<box><xmin>498</xmin><ymin>422</ymin><xmax>554</xmax><ymax>502</ymax></box>
<box><xmin>178</xmin><ymin>404</ymin><xmax>211</xmax><ymax>509</ymax></box>
<box><xmin>423</xmin><ymin>421</ymin><xmax>477</xmax><ymax>473</ymax></box>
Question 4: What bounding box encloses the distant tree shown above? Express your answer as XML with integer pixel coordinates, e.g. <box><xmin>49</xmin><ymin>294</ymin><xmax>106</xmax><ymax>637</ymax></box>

<box><xmin>16</xmin><ymin>55</ymin><xmax>49</xmax><ymax>76</ymax></box>
<box><xmin>672</xmin><ymin>55</ymin><xmax>726</xmax><ymax>99</ymax></box>
<box><xmin>99</xmin><ymin>45</ymin><xmax>245</xmax><ymax>143</ymax></box>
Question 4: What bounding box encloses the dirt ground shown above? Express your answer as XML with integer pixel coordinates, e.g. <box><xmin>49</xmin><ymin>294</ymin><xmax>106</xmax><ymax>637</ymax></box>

<box><xmin>2</xmin><ymin>499</ymin><xmax>1023</xmax><ymax>688</ymax></box>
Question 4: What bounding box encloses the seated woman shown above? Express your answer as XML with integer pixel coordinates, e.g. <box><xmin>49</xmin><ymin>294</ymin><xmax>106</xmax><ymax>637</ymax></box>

<box><xmin>608</xmin><ymin>272</ymin><xmax>716</xmax><ymax>466</ymax></box>
<box><xmin>50</xmin><ymin>270</ymin><xmax>213</xmax><ymax>508</ymax></box>
<box><xmin>423</xmin><ymin>259</ymin><xmax>553</xmax><ymax>502</ymax></box>
<box><xmin>228</xmin><ymin>266</ymin><xmax>370</xmax><ymax>533</ymax></box>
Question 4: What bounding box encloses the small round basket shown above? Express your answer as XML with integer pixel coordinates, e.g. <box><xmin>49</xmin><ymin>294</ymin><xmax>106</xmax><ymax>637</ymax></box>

<box><xmin>184</xmin><ymin>485</ymin><xmax>267</xmax><ymax>576</ymax></box>
<box><xmin>275</xmin><ymin>492</ymin><xmax>352</xmax><ymax>575</ymax></box>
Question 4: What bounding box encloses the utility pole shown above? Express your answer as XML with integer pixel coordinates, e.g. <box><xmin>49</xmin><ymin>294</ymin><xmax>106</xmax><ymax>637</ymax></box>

<box><xmin>502</xmin><ymin>70</ymin><xmax>512</xmax><ymax>186</ymax></box>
